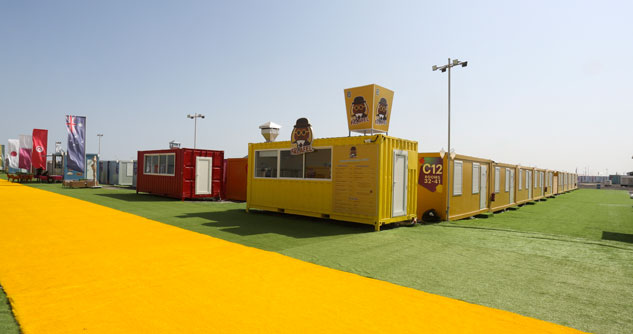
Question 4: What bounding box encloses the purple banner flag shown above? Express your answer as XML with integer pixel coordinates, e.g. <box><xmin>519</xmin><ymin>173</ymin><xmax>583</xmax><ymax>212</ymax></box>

<box><xmin>18</xmin><ymin>135</ymin><xmax>33</xmax><ymax>170</ymax></box>
<box><xmin>66</xmin><ymin>115</ymin><xmax>86</xmax><ymax>173</ymax></box>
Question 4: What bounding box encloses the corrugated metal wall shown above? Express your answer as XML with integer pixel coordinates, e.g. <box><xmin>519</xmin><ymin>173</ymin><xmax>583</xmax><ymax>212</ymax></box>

<box><xmin>224</xmin><ymin>158</ymin><xmax>248</xmax><ymax>201</ymax></box>
<box><xmin>137</xmin><ymin>148</ymin><xmax>224</xmax><ymax>200</ymax></box>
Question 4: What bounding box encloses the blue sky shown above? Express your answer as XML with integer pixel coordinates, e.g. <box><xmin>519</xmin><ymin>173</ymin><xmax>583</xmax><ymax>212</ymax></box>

<box><xmin>1</xmin><ymin>0</ymin><xmax>632</xmax><ymax>175</ymax></box>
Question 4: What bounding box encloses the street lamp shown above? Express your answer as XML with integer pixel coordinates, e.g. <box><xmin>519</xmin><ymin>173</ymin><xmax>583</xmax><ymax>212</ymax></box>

<box><xmin>187</xmin><ymin>113</ymin><xmax>205</xmax><ymax>149</ymax></box>
<box><xmin>97</xmin><ymin>134</ymin><xmax>103</xmax><ymax>156</ymax></box>
<box><xmin>432</xmin><ymin>58</ymin><xmax>468</xmax><ymax>221</ymax></box>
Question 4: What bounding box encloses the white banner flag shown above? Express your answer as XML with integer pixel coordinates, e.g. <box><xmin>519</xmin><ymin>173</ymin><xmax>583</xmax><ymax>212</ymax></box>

<box><xmin>8</xmin><ymin>139</ymin><xmax>19</xmax><ymax>169</ymax></box>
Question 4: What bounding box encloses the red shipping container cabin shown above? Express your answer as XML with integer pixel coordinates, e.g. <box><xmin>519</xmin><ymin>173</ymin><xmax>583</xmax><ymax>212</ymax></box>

<box><xmin>137</xmin><ymin>148</ymin><xmax>224</xmax><ymax>200</ymax></box>
<box><xmin>223</xmin><ymin>158</ymin><xmax>248</xmax><ymax>201</ymax></box>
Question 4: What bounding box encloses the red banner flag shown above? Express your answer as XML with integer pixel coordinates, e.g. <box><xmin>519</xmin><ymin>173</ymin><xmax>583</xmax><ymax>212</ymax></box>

<box><xmin>32</xmin><ymin>129</ymin><xmax>48</xmax><ymax>170</ymax></box>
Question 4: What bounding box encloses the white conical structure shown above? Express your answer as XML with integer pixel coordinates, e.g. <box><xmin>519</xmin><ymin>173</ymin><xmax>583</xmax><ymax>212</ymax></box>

<box><xmin>259</xmin><ymin>121</ymin><xmax>281</xmax><ymax>142</ymax></box>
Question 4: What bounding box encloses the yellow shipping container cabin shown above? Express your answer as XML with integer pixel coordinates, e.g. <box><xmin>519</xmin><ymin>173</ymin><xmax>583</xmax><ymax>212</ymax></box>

<box><xmin>533</xmin><ymin>168</ymin><xmax>546</xmax><ymax>200</ymax></box>
<box><xmin>490</xmin><ymin>162</ymin><xmax>517</xmax><ymax>212</ymax></box>
<box><xmin>558</xmin><ymin>172</ymin><xmax>568</xmax><ymax>193</ymax></box>
<box><xmin>246</xmin><ymin>134</ymin><xmax>418</xmax><ymax>231</ymax></box>
<box><xmin>544</xmin><ymin>170</ymin><xmax>555</xmax><ymax>197</ymax></box>
<box><xmin>417</xmin><ymin>153</ymin><xmax>492</xmax><ymax>221</ymax></box>
<box><xmin>515</xmin><ymin>166</ymin><xmax>534</xmax><ymax>205</ymax></box>
<box><xmin>558</xmin><ymin>171</ymin><xmax>574</xmax><ymax>193</ymax></box>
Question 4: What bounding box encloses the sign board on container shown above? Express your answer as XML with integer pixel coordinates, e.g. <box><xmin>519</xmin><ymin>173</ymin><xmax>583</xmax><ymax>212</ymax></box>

<box><xmin>332</xmin><ymin>144</ymin><xmax>378</xmax><ymax>217</ymax></box>
<box><xmin>290</xmin><ymin>118</ymin><xmax>314</xmax><ymax>155</ymax></box>
<box><xmin>419</xmin><ymin>156</ymin><xmax>443</xmax><ymax>192</ymax></box>
<box><xmin>344</xmin><ymin>84</ymin><xmax>394</xmax><ymax>134</ymax></box>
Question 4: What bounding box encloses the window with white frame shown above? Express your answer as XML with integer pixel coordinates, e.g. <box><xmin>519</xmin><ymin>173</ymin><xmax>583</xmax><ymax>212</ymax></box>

<box><xmin>472</xmin><ymin>163</ymin><xmax>480</xmax><ymax>194</ymax></box>
<box><xmin>534</xmin><ymin>172</ymin><xmax>537</xmax><ymax>188</ymax></box>
<box><xmin>280</xmin><ymin>150</ymin><xmax>303</xmax><ymax>178</ymax></box>
<box><xmin>144</xmin><ymin>153</ymin><xmax>175</xmax><ymax>176</ymax></box>
<box><xmin>526</xmin><ymin>171</ymin><xmax>530</xmax><ymax>188</ymax></box>
<box><xmin>495</xmin><ymin>167</ymin><xmax>500</xmax><ymax>193</ymax></box>
<box><xmin>519</xmin><ymin>169</ymin><xmax>523</xmax><ymax>190</ymax></box>
<box><xmin>255</xmin><ymin>150</ymin><xmax>278</xmax><ymax>178</ymax></box>
<box><xmin>550</xmin><ymin>173</ymin><xmax>553</xmax><ymax>188</ymax></box>
<box><xmin>159</xmin><ymin>155</ymin><xmax>167</xmax><ymax>174</ymax></box>
<box><xmin>304</xmin><ymin>149</ymin><xmax>331</xmax><ymax>179</ymax></box>
<box><xmin>453</xmin><ymin>160</ymin><xmax>463</xmax><ymax>196</ymax></box>
<box><xmin>505</xmin><ymin>168</ymin><xmax>510</xmax><ymax>192</ymax></box>
<box><xmin>254</xmin><ymin>148</ymin><xmax>332</xmax><ymax>179</ymax></box>
<box><xmin>535</xmin><ymin>171</ymin><xmax>538</xmax><ymax>188</ymax></box>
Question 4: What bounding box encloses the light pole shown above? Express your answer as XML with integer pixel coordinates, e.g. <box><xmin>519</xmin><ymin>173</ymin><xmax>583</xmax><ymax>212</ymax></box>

<box><xmin>432</xmin><ymin>58</ymin><xmax>468</xmax><ymax>221</ymax></box>
<box><xmin>97</xmin><ymin>134</ymin><xmax>103</xmax><ymax>156</ymax></box>
<box><xmin>187</xmin><ymin>113</ymin><xmax>205</xmax><ymax>149</ymax></box>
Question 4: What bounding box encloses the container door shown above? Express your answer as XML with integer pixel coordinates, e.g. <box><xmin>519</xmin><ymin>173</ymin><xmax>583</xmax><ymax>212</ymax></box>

<box><xmin>509</xmin><ymin>169</ymin><xmax>515</xmax><ymax>203</ymax></box>
<box><xmin>392</xmin><ymin>150</ymin><xmax>408</xmax><ymax>217</ymax></box>
<box><xmin>540</xmin><ymin>172</ymin><xmax>544</xmax><ymax>196</ymax></box>
<box><xmin>480</xmin><ymin>164</ymin><xmax>487</xmax><ymax>210</ymax></box>
<box><xmin>195</xmin><ymin>156</ymin><xmax>213</xmax><ymax>195</ymax></box>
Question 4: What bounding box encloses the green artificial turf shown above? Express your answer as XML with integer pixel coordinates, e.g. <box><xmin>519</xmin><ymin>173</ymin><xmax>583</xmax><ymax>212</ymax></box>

<box><xmin>3</xmin><ymin>179</ymin><xmax>633</xmax><ymax>333</ymax></box>
<box><xmin>0</xmin><ymin>286</ymin><xmax>19</xmax><ymax>334</ymax></box>
<box><xmin>451</xmin><ymin>190</ymin><xmax>633</xmax><ymax>241</ymax></box>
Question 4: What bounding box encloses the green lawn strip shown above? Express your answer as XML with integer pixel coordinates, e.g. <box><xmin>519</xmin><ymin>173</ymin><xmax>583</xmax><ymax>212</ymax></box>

<box><xmin>456</xmin><ymin>189</ymin><xmax>633</xmax><ymax>241</ymax></box>
<box><xmin>6</xmin><ymin>181</ymin><xmax>633</xmax><ymax>333</ymax></box>
<box><xmin>0</xmin><ymin>285</ymin><xmax>20</xmax><ymax>334</ymax></box>
<box><xmin>0</xmin><ymin>174</ymin><xmax>19</xmax><ymax>333</ymax></box>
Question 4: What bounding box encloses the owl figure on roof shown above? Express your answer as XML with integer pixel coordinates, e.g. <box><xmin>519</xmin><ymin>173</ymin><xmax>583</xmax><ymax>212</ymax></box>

<box><xmin>350</xmin><ymin>96</ymin><xmax>368</xmax><ymax>123</ymax></box>
<box><xmin>290</xmin><ymin>118</ymin><xmax>314</xmax><ymax>155</ymax></box>
<box><xmin>375</xmin><ymin>98</ymin><xmax>388</xmax><ymax>125</ymax></box>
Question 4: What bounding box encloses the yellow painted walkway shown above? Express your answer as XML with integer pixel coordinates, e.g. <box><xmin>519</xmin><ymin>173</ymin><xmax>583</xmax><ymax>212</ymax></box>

<box><xmin>0</xmin><ymin>180</ymin><xmax>583</xmax><ymax>333</ymax></box>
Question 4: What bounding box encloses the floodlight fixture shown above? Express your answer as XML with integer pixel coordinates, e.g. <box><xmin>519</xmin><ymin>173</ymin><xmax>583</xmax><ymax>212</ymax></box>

<box><xmin>186</xmin><ymin>113</ymin><xmax>206</xmax><ymax>149</ymax></box>
<box><xmin>431</xmin><ymin>57</ymin><xmax>468</xmax><ymax>222</ymax></box>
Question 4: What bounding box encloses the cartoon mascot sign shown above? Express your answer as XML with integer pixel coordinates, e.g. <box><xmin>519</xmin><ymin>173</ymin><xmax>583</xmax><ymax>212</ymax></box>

<box><xmin>290</xmin><ymin>117</ymin><xmax>314</xmax><ymax>155</ymax></box>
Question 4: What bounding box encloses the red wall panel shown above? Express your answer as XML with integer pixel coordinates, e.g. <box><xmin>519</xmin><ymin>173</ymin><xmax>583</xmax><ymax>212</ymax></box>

<box><xmin>224</xmin><ymin>158</ymin><xmax>248</xmax><ymax>201</ymax></box>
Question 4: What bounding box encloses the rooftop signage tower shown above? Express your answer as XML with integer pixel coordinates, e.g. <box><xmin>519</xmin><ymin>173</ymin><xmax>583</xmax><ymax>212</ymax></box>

<box><xmin>343</xmin><ymin>84</ymin><xmax>394</xmax><ymax>135</ymax></box>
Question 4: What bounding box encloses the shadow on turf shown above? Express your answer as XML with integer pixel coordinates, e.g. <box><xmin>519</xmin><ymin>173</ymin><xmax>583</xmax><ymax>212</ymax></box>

<box><xmin>602</xmin><ymin>231</ymin><xmax>633</xmax><ymax>244</ymax></box>
<box><xmin>96</xmin><ymin>193</ymin><xmax>177</xmax><ymax>202</ymax></box>
<box><xmin>177</xmin><ymin>209</ymin><xmax>371</xmax><ymax>238</ymax></box>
